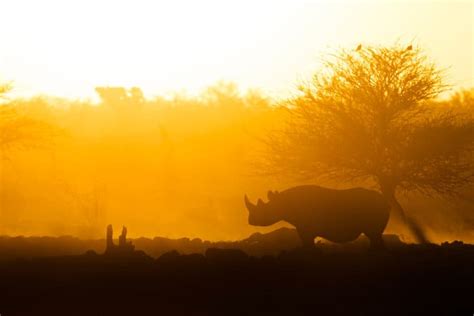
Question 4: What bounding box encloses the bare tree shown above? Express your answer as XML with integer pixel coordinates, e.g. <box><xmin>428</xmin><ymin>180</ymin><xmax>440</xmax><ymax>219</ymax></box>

<box><xmin>0</xmin><ymin>84</ymin><xmax>59</xmax><ymax>157</ymax></box>
<box><xmin>263</xmin><ymin>44</ymin><xmax>474</xmax><ymax>243</ymax></box>
<box><xmin>0</xmin><ymin>84</ymin><xmax>58</xmax><ymax>230</ymax></box>
<box><xmin>68</xmin><ymin>183</ymin><xmax>107</xmax><ymax>238</ymax></box>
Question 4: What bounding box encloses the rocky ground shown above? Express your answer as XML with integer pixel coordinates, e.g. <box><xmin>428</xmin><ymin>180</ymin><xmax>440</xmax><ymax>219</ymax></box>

<box><xmin>0</xmin><ymin>230</ymin><xmax>472</xmax><ymax>315</ymax></box>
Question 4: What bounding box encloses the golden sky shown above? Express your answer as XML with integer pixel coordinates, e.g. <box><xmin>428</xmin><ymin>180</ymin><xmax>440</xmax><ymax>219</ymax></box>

<box><xmin>0</xmin><ymin>0</ymin><xmax>472</xmax><ymax>99</ymax></box>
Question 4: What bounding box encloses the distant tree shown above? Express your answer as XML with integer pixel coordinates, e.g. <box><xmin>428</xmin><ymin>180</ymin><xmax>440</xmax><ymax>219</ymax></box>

<box><xmin>95</xmin><ymin>86</ymin><xmax>127</xmax><ymax>105</ymax></box>
<box><xmin>0</xmin><ymin>86</ymin><xmax>56</xmax><ymax>159</ymax></box>
<box><xmin>0</xmin><ymin>82</ymin><xmax>12</xmax><ymax>98</ymax></box>
<box><xmin>203</xmin><ymin>81</ymin><xmax>243</xmax><ymax>109</ymax></box>
<box><xmin>264</xmin><ymin>44</ymin><xmax>474</xmax><ymax>243</ymax></box>
<box><xmin>129</xmin><ymin>87</ymin><xmax>145</xmax><ymax>104</ymax></box>
<box><xmin>245</xmin><ymin>89</ymin><xmax>271</xmax><ymax>111</ymax></box>
<box><xmin>446</xmin><ymin>88</ymin><xmax>474</xmax><ymax>117</ymax></box>
<box><xmin>64</xmin><ymin>182</ymin><xmax>107</xmax><ymax>238</ymax></box>
<box><xmin>95</xmin><ymin>86</ymin><xmax>144</xmax><ymax>108</ymax></box>
<box><xmin>0</xmin><ymin>83</ymin><xmax>59</xmax><ymax>230</ymax></box>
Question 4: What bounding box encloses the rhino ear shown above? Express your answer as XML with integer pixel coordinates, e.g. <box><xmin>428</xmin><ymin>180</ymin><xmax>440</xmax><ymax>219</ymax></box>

<box><xmin>267</xmin><ymin>190</ymin><xmax>275</xmax><ymax>201</ymax></box>
<box><xmin>267</xmin><ymin>190</ymin><xmax>279</xmax><ymax>201</ymax></box>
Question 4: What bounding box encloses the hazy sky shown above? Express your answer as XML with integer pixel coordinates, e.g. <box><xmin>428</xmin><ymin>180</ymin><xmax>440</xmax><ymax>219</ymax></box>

<box><xmin>0</xmin><ymin>0</ymin><xmax>472</xmax><ymax>99</ymax></box>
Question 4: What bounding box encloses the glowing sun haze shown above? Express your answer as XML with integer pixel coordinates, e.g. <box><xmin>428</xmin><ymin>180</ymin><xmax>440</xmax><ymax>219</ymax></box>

<box><xmin>0</xmin><ymin>0</ymin><xmax>472</xmax><ymax>99</ymax></box>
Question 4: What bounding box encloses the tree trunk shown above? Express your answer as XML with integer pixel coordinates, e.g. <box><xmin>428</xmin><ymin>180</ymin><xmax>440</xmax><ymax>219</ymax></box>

<box><xmin>380</xmin><ymin>183</ymin><xmax>429</xmax><ymax>244</ymax></box>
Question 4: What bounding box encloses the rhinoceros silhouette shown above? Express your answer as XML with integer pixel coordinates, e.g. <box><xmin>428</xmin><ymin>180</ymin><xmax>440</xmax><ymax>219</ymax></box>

<box><xmin>245</xmin><ymin>185</ymin><xmax>390</xmax><ymax>250</ymax></box>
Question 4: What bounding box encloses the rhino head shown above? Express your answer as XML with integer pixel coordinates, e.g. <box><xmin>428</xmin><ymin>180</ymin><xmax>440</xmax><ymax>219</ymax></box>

<box><xmin>244</xmin><ymin>190</ymin><xmax>282</xmax><ymax>226</ymax></box>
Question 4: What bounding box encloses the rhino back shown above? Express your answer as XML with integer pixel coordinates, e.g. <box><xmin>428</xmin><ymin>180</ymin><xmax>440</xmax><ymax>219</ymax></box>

<box><xmin>279</xmin><ymin>185</ymin><xmax>389</xmax><ymax>233</ymax></box>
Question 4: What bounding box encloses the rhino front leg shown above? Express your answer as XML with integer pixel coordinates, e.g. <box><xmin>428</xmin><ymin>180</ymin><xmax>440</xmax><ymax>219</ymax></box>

<box><xmin>296</xmin><ymin>227</ymin><xmax>316</xmax><ymax>248</ymax></box>
<box><xmin>365</xmin><ymin>232</ymin><xmax>386</xmax><ymax>252</ymax></box>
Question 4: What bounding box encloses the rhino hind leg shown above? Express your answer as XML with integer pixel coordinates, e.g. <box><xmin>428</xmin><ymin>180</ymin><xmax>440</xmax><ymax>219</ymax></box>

<box><xmin>296</xmin><ymin>228</ymin><xmax>316</xmax><ymax>248</ymax></box>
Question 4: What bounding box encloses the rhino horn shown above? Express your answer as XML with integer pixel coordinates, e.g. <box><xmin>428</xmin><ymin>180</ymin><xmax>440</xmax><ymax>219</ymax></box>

<box><xmin>244</xmin><ymin>195</ymin><xmax>256</xmax><ymax>212</ymax></box>
<box><xmin>257</xmin><ymin>198</ymin><xmax>265</xmax><ymax>207</ymax></box>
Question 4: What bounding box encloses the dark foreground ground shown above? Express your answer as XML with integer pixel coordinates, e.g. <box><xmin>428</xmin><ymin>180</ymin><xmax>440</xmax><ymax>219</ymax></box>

<box><xmin>0</xmin><ymin>238</ymin><xmax>473</xmax><ymax>316</ymax></box>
